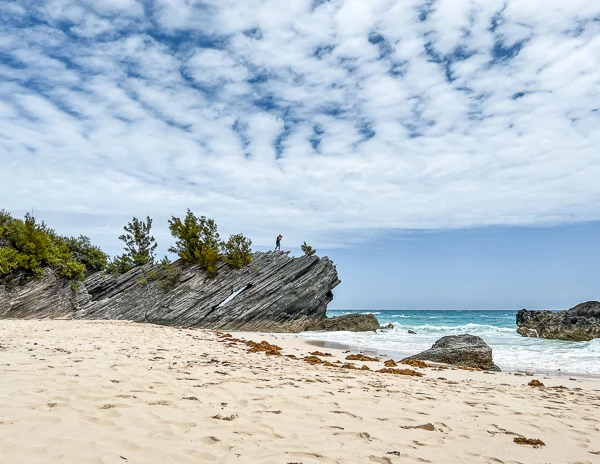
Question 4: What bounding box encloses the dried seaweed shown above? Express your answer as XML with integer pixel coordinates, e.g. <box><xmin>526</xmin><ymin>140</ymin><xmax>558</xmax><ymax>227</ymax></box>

<box><xmin>346</xmin><ymin>354</ymin><xmax>380</xmax><ymax>362</ymax></box>
<box><xmin>384</xmin><ymin>360</ymin><xmax>397</xmax><ymax>367</ymax></box>
<box><xmin>528</xmin><ymin>379</ymin><xmax>544</xmax><ymax>388</ymax></box>
<box><xmin>514</xmin><ymin>437</ymin><xmax>545</xmax><ymax>448</ymax></box>
<box><xmin>378</xmin><ymin>368</ymin><xmax>423</xmax><ymax>377</ymax></box>
<box><xmin>310</xmin><ymin>351</ymin><xmax>333</xmax><ymax>357</ymax></box>
<box><xmin>401</xmin><ymin>359</ymin><xmax>430</xmax><ymax>369</ymax></box>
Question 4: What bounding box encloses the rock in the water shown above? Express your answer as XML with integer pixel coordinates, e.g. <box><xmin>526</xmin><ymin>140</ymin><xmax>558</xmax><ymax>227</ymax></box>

<box><xmin>516</xmin><ymin>327</ymin><xmax>538</xmax><ymax>338</ymax></box>
<box><xmin>408</xmin><ymin>330</ymin><xmax>416</xmax><ymax>334</ymax></box>
<box><xmin>403</xmin><ymin>334</ymin><xmax>501</xmax><ymax>371</ymax></box>
<box><xmin>1</xmin><ymin>251</ymin><xmax>341</xmax><ymax>333</ymax></box>
<box><xmin>516</xmin><ymin>301</ymin><xmax>600</xmax><ymax>341</ymax></box>
<box><xmin>303</xmin><ymin>313</ymin><xmax>381</xmax><ymax>332</ymax></box>
<box><xmin>380</xmin><ymin>323</ymin><xmax>394</xmax><ymax>330</ymax></box>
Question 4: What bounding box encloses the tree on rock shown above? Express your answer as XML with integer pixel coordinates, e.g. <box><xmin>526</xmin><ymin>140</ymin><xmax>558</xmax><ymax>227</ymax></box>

<box><xmin>301</xmin><ymin>241</ymin><xmax>316</xmax><ymax>257</ymax></box>
<box><xmin>222</xmin><ymin>234</ymin><xmax>253</xmax><ymax>269</ymax></box>
<box><xmin>168</xmin><ymin>210</ymin><xmax>221</xmax><ymax>276</ymax></box>
<box><xmin>107</xmin><ymin>216</ymin><xmax>157</xmax><ymax>275</ymax></box>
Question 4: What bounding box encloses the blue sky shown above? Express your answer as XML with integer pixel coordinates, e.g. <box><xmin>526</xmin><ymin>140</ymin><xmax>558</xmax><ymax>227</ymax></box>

<box><xmin>1</xmin><ymin>0</ymin><xmax>600</xmax><ymax>309</ymax></box>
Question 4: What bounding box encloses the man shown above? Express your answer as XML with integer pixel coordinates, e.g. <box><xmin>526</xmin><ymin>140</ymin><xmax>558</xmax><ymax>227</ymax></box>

<box><xmin>275</xmin><ymin>234</ymin><xmax>283</xmax><ymax>251</ymax></box>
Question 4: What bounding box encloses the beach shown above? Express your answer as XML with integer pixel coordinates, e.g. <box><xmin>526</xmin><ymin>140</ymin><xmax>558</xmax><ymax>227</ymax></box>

<box><xmin>1</xmin><ymin>320</ymin><xmax>599</xmax><ymax>464</ymax></box>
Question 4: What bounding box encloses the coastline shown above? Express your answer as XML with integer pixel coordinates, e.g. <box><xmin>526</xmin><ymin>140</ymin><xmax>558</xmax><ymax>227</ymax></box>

<box><xmin>299</xmin><ymin>337</ymin><xmax>600</xmax><ymax>381</ymax></box>
<box><xmin>2</xmin><ymin>320</ymin><xmax>599</xmax><ymax>464</ymax></box>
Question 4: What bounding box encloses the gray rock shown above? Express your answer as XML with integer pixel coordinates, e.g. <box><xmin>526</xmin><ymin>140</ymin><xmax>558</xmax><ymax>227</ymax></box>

<box><xmin>516</xmin><ymin>326</ymin><xmax>538</xmax><ymax>338</ymax></box>
<box><xmin>1</xmin><ymin>251</ymin><xmax>341</xmax><ymax>333</ymax></box>
<box><xmin>408</xmin><ymin>329</ymin><xmax>416</xmax><ymax>334</ymax></box>
<box><xmin>516</xmin><ymin>301</ymin><xmax>600</xmax><ymax>341</ymax></box>
<box><xmin>403</xmin><ymin>334</ymin><xmax>501</xmax><ymax>371</ymax></box>
<box><xmin>380</xmin><ymin>323</ymin><xmax>394</xmax><ymax>330</ymax></box>
<box><xmin>303</xmin><ymin>313</ymin><xmax>381</xmax><ymax>332</ymax></box>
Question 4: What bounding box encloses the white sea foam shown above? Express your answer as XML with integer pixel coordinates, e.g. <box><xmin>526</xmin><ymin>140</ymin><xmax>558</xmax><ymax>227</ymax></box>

<box><xmin>285</xmin><ymin>310</ymin><xmax>600</xmax><ymax>376</ymax></box>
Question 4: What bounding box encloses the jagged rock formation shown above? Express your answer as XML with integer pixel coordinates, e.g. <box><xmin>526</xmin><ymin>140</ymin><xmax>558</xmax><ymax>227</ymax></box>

<box><xmin>303</xmin><ymin>313</ymin><xmax>381</xmax><ymax>332</ymax></box>
<box><xmin>1</xmin><ymin>251</ymin><xmax>349</xmax><ymax>333</ymax></box>
<box><xmin>403</xmin><ymin>334</ymin><xmax>501</xmax><ymax>371</ymax></box>
<box><xmin>516</xmin><ymin>301</ymin><xmax>600</xmax><ymax>341</ymax></box>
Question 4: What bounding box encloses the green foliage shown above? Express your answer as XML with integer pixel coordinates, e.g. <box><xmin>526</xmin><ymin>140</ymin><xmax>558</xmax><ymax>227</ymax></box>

<box><xmin>119</xmin><ymin>216</ymin><xmax>157</xmax><ymax>267</ymax></box>
<box><xmin>106</xmin><ymin>216</ymin><xmax>157</xmax><ymax>276</ymax></box>
<box><xmin>301</xmin><ymin>241</ymin><xmax>317</xmax><ymax>257</ymax></box>
<box><xmin>168</xmin><ymin>210</ymin><xmax>222</xmax><ymax>276</ymax></box>
<box><xmin>157</xmin><ymin>257</ymin><xmax>182</xmax><ymax>293</ymax></box>
<box><xmin>222</xmin><ymin>234</ymin><xmax>253</xmax><ymax>269</ymax></box>
<box><xmin>0</xmin><ymin>247</ymin><xmax>19</xmax><ymax>276</ymax></box>
<box><xmin>64</xmin><ymin>235</ymin><xmax>109</xmax><ymax>275</ymax></box>
<box><xmin>0</xmin><ymin>212</ymin><xmax>86</xmax><ymax>281</ymax></box>
<box><xmin>105</xmin><ymin>254</ymin><xmax>135</xmax><ymax>276</ymax></box>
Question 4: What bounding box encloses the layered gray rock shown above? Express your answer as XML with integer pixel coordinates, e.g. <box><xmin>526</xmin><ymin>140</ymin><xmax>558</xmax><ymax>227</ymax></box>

<box><xmin>403</xmin><ymin>334</ymin><xmax>501</xmax><ymax>371</ymax></box>
<box><xmin>1</xmin><ymin>251</ymin><xmax>344</xmax><ymax>332</ymax></box>
<box><xmin>516</xmin><ymin>301</ymin><xmax>600</xmax><ymax>341</ymax></box>
<box><xmin>303</xmin><ymin>313</ymin><xmax>381</xmax><ymax>332</ymax></box>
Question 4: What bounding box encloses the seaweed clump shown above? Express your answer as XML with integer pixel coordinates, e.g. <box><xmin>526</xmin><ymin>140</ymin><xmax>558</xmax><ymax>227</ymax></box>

<box><xmin>384</xmin><ymin>360</ymin><xmax>397</xmax><ymax>367</ymax></box>
<box><xmin>401</xmin><ymin>359</ymin><xmax>430</xmax><ymax>369</ymax></box>
<box><xmin>310</xmin><ymin>351</ymin><xmax>333</xmax><ymax>357</ymax></box>
<box><xmin>528</xmin><ymin>379</ymin><xmax>544</xmax><ymax>387</ymax></box>
<box><xmin>346</xmin><ymin>354</ymin><xmax>380</xmax><ymax>362</ymax></box>
<box><xmin>304</xmin><ymin>356</ymin><xmax>326</xmax><ymax>365</ymax></box>
<box><xmin>514</xmin><ymin>437</ymin><xmax>545</xmax><ymax>448</ymax></box>
<box><xmin>378</xmin><ymin>368</ymin><xmax>423</xmax><ymax>377</ymax></box>
<box><xmin>246</xmin><ymin>340</ymin><xmax>282</xmax><ymax>356</ymax></box>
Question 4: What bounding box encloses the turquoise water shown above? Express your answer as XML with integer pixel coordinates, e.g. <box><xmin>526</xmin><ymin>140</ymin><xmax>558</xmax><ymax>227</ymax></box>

<box><xmin>291</xmin><ymin>310</ymin><xmax>600</xmax><ymax>376</ymax></box>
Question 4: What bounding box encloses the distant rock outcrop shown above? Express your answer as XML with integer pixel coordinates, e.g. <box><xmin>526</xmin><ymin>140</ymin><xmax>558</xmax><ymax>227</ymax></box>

<box><xmin>0</xmin><ymin>251</ymin><xmax>352</xmax><ymax>333</ymax></box>
<box><xmin>403</xmin><ymin>334</ymin><xmax>501</xmax><ymax>371</ymax></box>
<box><xmin>516</xmin><ymin>301</ymin><xmax>600</xmax><ymax>341</ymax></box>
<box><xmin>303</xmin><ymin>313</ymin><xmax>381</xmax><ymax>332</ymax></box>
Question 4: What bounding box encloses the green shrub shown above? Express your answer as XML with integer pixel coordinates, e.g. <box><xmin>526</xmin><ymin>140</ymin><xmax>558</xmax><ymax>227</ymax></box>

<box><xmin>106</xmin><ymin>216</ymin><xmax>157</xmax><ymax>275</ymax></box>
<box><xmin>64</xmin><ymin>235</ymin><xmax>109</xmax><ymax>275</ymax></box>
<box><xmin>222</xmin><ymin>234</ymin><xmax>253</xmax><ymax>269</ymax></box>
<box><xmin>0</xmin><ymin>247</ymin><xmax>19</xmax><ymax>276</ymax></box>
<box><xmin>301</xmin><ymin>241</ymin><xmax>317</xmax><ymax>257</ymax></box>
<box><xmin>157</xmin><ymin>257</ymin><xmax>182</xmax><ymax>292</ymax></box>
<box><xmin>0</xmin><ymin>212</ymin><xmax>86</xmax><ymax>281</ymax></box>
<box><xmin>168</xmin><ymin>210</ymin><xmax>221</xmax><ymax>277</ymax></box>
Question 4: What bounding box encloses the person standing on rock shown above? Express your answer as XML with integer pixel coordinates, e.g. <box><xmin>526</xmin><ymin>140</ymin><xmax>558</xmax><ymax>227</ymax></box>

<box><xmin>274</xmin><ymin>234</ymin><xmax>283</xmax><ymax>251</ymax></box>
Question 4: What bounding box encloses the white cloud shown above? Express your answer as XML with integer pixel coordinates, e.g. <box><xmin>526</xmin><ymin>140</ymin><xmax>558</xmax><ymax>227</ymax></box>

<box><xmin>1</xmin><ymin>0</ymin><xmax>600</xmax><ymax>256</ymax></box>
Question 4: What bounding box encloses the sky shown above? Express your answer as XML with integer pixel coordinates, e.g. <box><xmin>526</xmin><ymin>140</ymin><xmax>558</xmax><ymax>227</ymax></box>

<box><xmin>1</xmin><ymin>0</ymin><xmax>600</xmax><ymax>309</ymax></box>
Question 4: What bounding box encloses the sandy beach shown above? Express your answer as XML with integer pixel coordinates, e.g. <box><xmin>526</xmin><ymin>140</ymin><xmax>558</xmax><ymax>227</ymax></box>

<box><xmin>1</xmin><ymin>320</ymin><xmax>599</xmax><ymax>464</ymax></box>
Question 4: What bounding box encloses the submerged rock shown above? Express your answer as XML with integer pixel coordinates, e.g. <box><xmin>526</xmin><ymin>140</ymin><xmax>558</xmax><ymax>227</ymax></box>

<box><xmin>303</xmin><ymin>313</ymin><xmax>381</xmax><ymax>332</ymax></box>
<box><xmin>403</xmin><ymin>334</ymin><xmax>501</xmax><ymax>371</ymax></box>
<box><xmin>516</xmin><ymin>301</ymin><xmax>600</xmax><ymax>341</ymax></box>
<box><xmin>516</xmin><ymin>327</ymin><xmax>538</xmax><ymax>338</ymax></box>
<box><xmin>0</xmin><ymin>251</ymin><xmax>341</xmax><ymax>333</ymax></box>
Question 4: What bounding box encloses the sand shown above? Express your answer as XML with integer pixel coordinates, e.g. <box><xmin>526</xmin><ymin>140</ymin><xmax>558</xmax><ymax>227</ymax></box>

<box><xmin>1</xmin><ymin>320</ymin><xmax>599</xmax><ymax>464</ymax></box>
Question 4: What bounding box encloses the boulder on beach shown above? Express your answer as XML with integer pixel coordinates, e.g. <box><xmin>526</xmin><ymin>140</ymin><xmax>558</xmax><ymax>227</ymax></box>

<box><xmin>402</xmin><ymin>334</ymin><xmax>501</xmax><ymax>371</ymax></box>
<box><xmin>516</xmin><ymin>301</ymin><xmax>600</xmax><ymax>341</ymax></box>
<box><xmin>303</xmin><ymin>313</ymin><xmax>381</xmax><ymax>332</ymax></box>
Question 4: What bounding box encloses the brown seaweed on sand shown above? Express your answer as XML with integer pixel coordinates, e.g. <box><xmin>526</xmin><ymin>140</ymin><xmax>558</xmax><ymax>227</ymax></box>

<box><xmin>245</xmin><ymin>340</ymin><xmax>282</xmax><ymax>356</ymax></box>
<box><xmin>310</xmin><ymin>351</ymin><xmax>333</xmax><ymax>357</ymax></box>
<box><xmin>514</xmin><ymin>437</ymin><xmax>545</xmax><ymax>448</ymax></box>
<box><xmin>346</xmin><ymin>354</ymin><xmax>380</xmax><ymax>362</ymax></box>
<box><xmin>384</xmin><ymin>360</ymin><xmax>397</xmax><ymax>367</ymax></box>
<box><xmin>378</xmin><ymin>368</ymin><xmax>423</xmax><ymax>377</ymax></box>
<box><xmin>528</xmin><ymin>379</ymin><xmax>544</xmax><ymax>387</ymax></box>
<box><xmin>401</xmin><ymin>359</ymin><xmax>430</xmax><ymax>369</ymax></box>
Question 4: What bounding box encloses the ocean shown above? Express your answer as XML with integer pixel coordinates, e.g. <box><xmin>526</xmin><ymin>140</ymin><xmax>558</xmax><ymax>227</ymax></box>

<box><xmin>289</xmin><ymin>310</ymin><xmax>600</xmax><ymax>377</ymax></box>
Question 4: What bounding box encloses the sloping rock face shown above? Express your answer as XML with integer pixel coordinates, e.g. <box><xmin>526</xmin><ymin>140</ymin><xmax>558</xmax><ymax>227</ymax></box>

<box><xmin>0</xmin><ymin>251</ymin><xmax>342</xmax><ymax>332</ymax></box>
<box><xmin>403</xmin><ymin>334</ymin><xmax>501</xmax><ymax>371</ymax></box>
<box><xmin>303</xmin><ymin>313</ymin><xmax>381</xmax><ymax>332</ymax></box>
<box><xmin>516</xmin><ymin>301</ymin><xmax>600</xmax><ymax>341</ymax></box>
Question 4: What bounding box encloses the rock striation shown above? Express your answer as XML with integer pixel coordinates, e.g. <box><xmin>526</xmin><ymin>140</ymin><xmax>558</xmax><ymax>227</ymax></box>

<box><xmin>403</xmin><ymin>334</ymin><xmax>501</xmax><ymax>371</ymax></box>
<box><xmin>516</xmin><ymin>301</ymin><xmax>600</xmax><ymax>341</ymax></box>
<box><xmin>0</xmin><ymin>251</ymin><xmax>353</xmax><ymax>333</ymax></box>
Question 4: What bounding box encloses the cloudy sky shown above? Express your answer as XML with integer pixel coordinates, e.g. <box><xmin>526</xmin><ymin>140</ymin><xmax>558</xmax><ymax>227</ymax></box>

<box><xmin>2</xmin><ymin>1</ymin><xmax>600</xmax><ymax>308</ymax></box>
